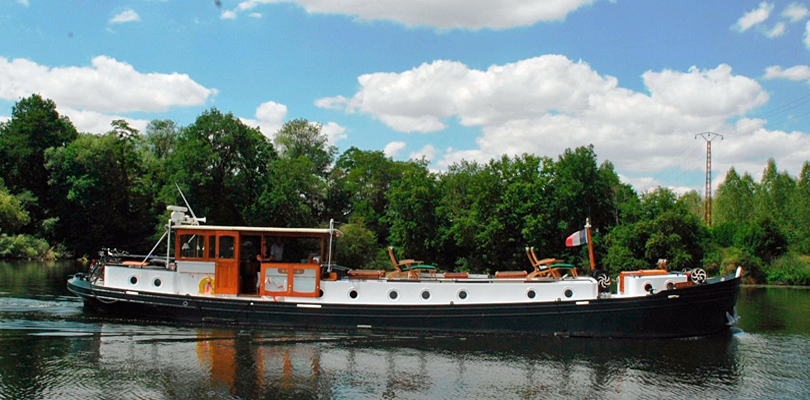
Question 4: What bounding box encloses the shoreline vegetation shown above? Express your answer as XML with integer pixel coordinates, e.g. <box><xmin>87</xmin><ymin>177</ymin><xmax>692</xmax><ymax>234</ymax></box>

<box><xmin>1</xmin><ymin>94</ymin><xmax>809</xmax><ymax>286</ymax></box>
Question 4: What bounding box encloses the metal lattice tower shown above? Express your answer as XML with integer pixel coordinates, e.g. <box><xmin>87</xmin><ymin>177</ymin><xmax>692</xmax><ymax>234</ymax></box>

<box><xmin>695</xmin><ymin>132</ymin><xmax>723</xmax><ymax>226</ymax></box>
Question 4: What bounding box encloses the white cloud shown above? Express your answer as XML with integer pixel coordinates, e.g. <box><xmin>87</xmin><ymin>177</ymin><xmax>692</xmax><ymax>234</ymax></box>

<box><xmin>228</xmin><ymin>0</ymin><xmax>600</xmax><ymax>29</ymax></box>
<box><xmin>319</xmin><ymin>55</ymin><xmax>795</xmax><ymax>193</ymax></box>
<box><xmin>643</xmin><ymin>64</ymin><xmax>768</xmax><ymax>119</ymax></box>
<box><xmin>248</xmin><ymin>12</ymin><xmax>263</xmax><ymax>18</ymax></box>
<box><xmin>110</xmin><ymin>9</ymin><xmax>141</xmax><ymax>24</ymax></box>
<box><xmin>783</xmin><ymin>2</ymin><xmax>809</xmax><ymax>22</ymax></box>
<box><xmin>806</xmin><ymin>20</ymin><xmax>810</xmax><ymax>48</ymax></box>
<box><xmin>321</xmin><ymin>121</ymin><xmax>347</xmax><ymax>145</ymax></box>
<box><xmin>16</xmin><ymin>0</ymin><xmax>29</xmax><ymax>6</ymax></box>
<box><xmin>764</xmin><ymin>64</ymin><xmax>810</xmax><ymax>81</ymax></box>
<box><xmin>733</xmin><ymin>2</ymin><xmax>774</xmax><ymax>32</ymax></box>
<box><xmin>766</xmin><ymin>21</ymin><xmax>786</xmax><ymax>37</ymax></box>
<box><xmin>58</xmin><ymin>107</ymin><xmax>149</xmax><ymax>134</ymax></box>
<box><xmin>221</xmin><ymin>10</ymin><xmax>237</xmax><ymax>19</ymax></box>
<box><xmin>384</xmin><ymin>141</ymin><xmax>407</xmax><ymax>157</ymax></box>
<box><xmin>0</xmin><ymin>56</ymin><xmax>214</xmax><ymax>113</ymax></box>
<box><xmin>409</xmin><ymin>144</ymin><xmax>437</xmax><ymax>161</ymax></box>
<box><xmin>0</xmin><ymin>115</ymin><xmax>9</xmax><ymax>124</ymax></box>
<box><xmin>240</xmin><ymin>101</ymin><xmax>288</xmax><ymax>137</ymax></box>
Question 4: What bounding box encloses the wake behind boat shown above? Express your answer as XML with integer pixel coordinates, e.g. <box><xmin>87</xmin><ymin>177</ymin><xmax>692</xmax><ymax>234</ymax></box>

<box><xmin>68</xmin><ymin>205</ymin><xmax>741</xmax><ymax>338</ymax></box>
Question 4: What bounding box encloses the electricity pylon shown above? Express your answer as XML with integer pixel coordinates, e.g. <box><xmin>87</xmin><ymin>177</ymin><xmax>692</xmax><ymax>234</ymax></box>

<box><xmin>695</xmin><ymin>132</ymin><xmax>723</xmax><ymax>226</ymax></box>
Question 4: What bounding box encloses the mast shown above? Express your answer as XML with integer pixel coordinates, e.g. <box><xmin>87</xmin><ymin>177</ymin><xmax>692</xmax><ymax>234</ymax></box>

<box><xmin>586</xmin><ymin>218</ymin><xmax>595</xmax><ymax>271</ymax></box>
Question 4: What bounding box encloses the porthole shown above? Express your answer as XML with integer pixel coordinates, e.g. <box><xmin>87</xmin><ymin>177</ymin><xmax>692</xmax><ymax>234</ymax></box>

<box><xmin>563</xmin><ymin>288</ymin><xmax>574</xmax><ymax>298</ymax></box>
<box><xmin>420</xmin><ymin>290</ymin><xmax>431</xmax><ymax>300</ymax></box>
<box><xmin>457</xmin><ymin>289</ymin><xmax>468</xmax><ymax>300</ymax></box>
<box><xmin>319</xmin><ymin>289</ymin><xmax>324</xmax><ymax>298</ymax></box>
<box><xmin>643</xmin><ymin>283</ymin><xmax>654</xmax><ymax>293</ymax></box>
<box><xmin>388</xmin><ymin>289</ymin><xmax>399</xmax><ymax>300</ymax></box>
<box><xmin>666</xmin><ymin>281</ymin><xmax>675</xmax><ymax>290</ymax></box>
<box><xmin>348</xmin><ymin>289</ymin><xmax>358</xmax><ymax>299</ymax></box>
<box><xmin>129</xmin><ymin>276</ymin><xmax>138</xmax><ymax>285</ymax></box>
<box><xmin>152</xmin><ymin>277</ymin><xmax>162</xmax><ymax>287</ymax></box>
<box><xmin>526</xmin><ymin>289</ymin><xmax>536</xmax><ymax>299</ymax></box>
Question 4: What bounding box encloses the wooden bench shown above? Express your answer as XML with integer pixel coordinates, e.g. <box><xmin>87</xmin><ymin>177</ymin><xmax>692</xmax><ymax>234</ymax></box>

<box><xmin>347</xmin><ymin>270</ymin><xmax>386</xmax><ymax>279</ymax></box>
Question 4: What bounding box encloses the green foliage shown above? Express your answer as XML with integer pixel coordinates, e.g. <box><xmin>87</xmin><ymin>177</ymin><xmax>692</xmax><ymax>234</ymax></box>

<box><xmin>0</xmin><ymin>233</ymin><xmax>52</xmax><ymax>260</ymax></box>
<box><xmin>335</xmin><ymin>222</ymin><xmax>378</xmax><ymax>269</ymax></box>
<box><xmin>254</xmin><ymin>157</ymin><xmax>320</xmax><ymax>227</ymax></box>
<box><xmin>328</xmin><ymin>147</ymin><xmax>407</xmax><ymax>245</ymax></box>
<box><xmin>766</xmin><ymin>254</ymin><xmax>810</xmax><ymax>286</ymax></box>
<box><xmin>385</xmin><ymin>159</ymin><xmax>441</xmax><ymax>262</ymax></box>
<box><xmin>604</xmin><ymin>187</ymin><xmax>706</xmax><ymax>273</ymax></box>
<box><xmin>0</xmin><ymin>183</ymin><xmax>30</xmax><ymax>233</ymax></box>
<box><xmin>45</xmin><ymin>125</ymin><xmax>156</xmax><ymax>255</ymax></box>
<box><xmin>166</xmin><ymin>108</ymin><xmax>276</xmax><ymax>226</ymax></box>
<box><xmin>437</xmin><ymin>154</ymin><xmax>555</xmax><ymax>273</ymax></box>
<box><xmin>273</xmin><ymin>119</ymin><xmax>336</xmax><ymax>178</ymax></box>
<box><xmin>733</xmin><ymin>217</ymin><xmax>787</xmax><ymax>263</ymax></box>
<box><xmin>0</xmin><ymin>94</ymin><xmax>78</xmax><ymax>235</ymax></box>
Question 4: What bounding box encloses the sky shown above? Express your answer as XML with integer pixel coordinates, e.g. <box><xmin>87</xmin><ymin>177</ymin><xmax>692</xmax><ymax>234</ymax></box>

<box><xmin>2</xmin><ymin>0</ymin><xmax>810</xmax><ymax>195</ymax></box>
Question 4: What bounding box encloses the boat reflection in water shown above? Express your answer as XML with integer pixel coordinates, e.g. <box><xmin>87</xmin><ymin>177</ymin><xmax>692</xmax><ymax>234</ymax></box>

<box><xmin>75</xmin><ymin>325</ymin><xmax>744</xmax><ymax>400</ymax></box>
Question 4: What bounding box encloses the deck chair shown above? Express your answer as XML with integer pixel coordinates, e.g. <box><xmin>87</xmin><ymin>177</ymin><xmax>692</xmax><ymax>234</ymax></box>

<box><xmin>525</xmin><ymin>247</ymin><xmax>577</xmax><ymax>279</ymax></box>
<box><xmin>387</xmin><ymin>247</ymin><xmax>436</xmax><ymax>279</ymax></box>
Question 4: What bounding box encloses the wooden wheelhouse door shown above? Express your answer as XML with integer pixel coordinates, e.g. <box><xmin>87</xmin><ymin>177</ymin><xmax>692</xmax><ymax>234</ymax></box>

<box><xmin>214</xmin><ymin>232</ymin><xmax>239</xmax><ymax>295</ymax></box>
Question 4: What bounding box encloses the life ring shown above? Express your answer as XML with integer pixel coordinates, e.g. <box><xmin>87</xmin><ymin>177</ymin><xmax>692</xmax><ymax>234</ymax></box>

<box><xmin>199</xmin><ymin>276</ymin><xmax>215</xmax><ymax>295</ymax></box>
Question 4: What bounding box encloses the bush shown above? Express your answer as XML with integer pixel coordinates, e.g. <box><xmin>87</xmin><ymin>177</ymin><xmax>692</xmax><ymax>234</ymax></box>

<box><xmin>0</xmin><ymin>233</ymin><xmax>53</xmax><ymax>260</ymax></box>
<box><xmin>718</xmin><ymin>246</ymin><xmax>766</xmax><ymax>284</ymax></box>
<box><xmin>766</xmin><ymin>254</ymin><xmax>810</xmax><ymax>286</ymax></box>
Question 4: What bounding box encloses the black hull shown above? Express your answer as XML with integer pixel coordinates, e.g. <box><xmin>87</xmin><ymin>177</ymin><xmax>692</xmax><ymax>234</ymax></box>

<box><xmin>67</xmin><ymin>275</ymin><xmax>740</xmax><ymax>339</ymax></box>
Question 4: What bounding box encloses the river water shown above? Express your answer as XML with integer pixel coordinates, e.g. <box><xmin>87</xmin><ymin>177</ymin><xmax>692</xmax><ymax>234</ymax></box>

<box><xmin>1</xmin><ymin>261</ymin><xmax>809</xmax><ymax>400</ymax></box>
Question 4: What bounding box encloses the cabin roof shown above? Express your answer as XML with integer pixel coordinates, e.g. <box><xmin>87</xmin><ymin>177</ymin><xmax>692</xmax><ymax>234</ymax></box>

<box><xmin>174</xmin><ymin>224</ymin><xmax>335</xmax><ymax>236</ymax></box>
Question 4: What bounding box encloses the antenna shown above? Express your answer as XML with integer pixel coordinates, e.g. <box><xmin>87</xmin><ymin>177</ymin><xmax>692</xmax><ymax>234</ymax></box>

<box><xmin>695</xmin><ymin>132</ymin><xmax>723</xmax><ymax>226</ymax></box>
<box><xmin>175</xmin><ymin>183</ymin><xmax>198</xmax><ymax>221</ymax></box>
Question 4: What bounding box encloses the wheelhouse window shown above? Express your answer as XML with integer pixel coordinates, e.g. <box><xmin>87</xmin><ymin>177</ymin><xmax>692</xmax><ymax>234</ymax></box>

<box><xmin>179</xmin><ymin>234</ymin><xmax>206</xmax><ymax>259</ymax></box>
<box><xmin>219</xmin><ymin>236</ymin><xmax>235</xmax><ymax>259</ymax></box>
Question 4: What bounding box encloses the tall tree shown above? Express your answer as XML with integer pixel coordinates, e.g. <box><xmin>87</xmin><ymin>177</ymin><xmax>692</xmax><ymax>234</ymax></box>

<box><xmin>166</xmin><ymin>108</ymin><xmax>276</xmax><ymax>226</ymax></box>
<box><xmin>385</xmin><ymin>158</ymin><xmax>441</xmax><ymax>262</ymax></box>
<box><xmin>713</xmin><ymin>168</ymin><xmax>756</xmax><ymax>227</ymax></box>
<box><xmin>328</xmin><ymin>147</ymin><xmax>406</xmax><ymax>244</ymax></box>
<box><xmin>792</xmin><ymin>162</ymin><xmax>810</xmax><ymax>253</ymax></box>
<box><xmin>273</xmin><ymin>119</ymin><xmax>336</xmax><ymax>178</ymax></box>
<box><xmin>0</xmin><ymin>94</ymin><xmax>77</xmax><ymax>233</ymax></box>
<box><xmin>45</xmin><ymin>125</ymin><xmax>154</xmax><ymax>255</ymax></box>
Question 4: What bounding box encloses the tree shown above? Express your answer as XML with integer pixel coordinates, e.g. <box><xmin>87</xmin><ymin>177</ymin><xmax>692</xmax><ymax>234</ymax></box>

<box><xmin>253</xmin><ymin>156</ymin><xmax>320</xmax><ymax>227</ymax></box>
<box><xmin>437</xmin><ymin>154</ymin><xmax>555</xmax><ymax>272</ymax></box>
<box><xmin>604</xmin><ymin>187</ymin><xmax>706</xmax><ymax>273</ymax></box>
<box><xmin>328</xmin><ymin>147</ymin><xmax>406</xmax><ymax>246</ymax></box>
<box><xmin>385</xmin><ymin>159</ymin><xmax>441</xmax><ymax>263</ymax></box>
<box><xmin>273</xmin><ymin>119</ymin><xmax>336</xmax><ymax>178</ymax></box>
<box><xmin>755</xmin><ymin>159</ymin><xmax>795</xmax><ymax>240</ymax></box>
<box><xmin>0</xmin><ymin>94</ymin><xmax>77</xmax><ymax>233</ymax></box>
<box><xmin>45</xmin><ymin>125</ymin><xmax>155</xmax><ymax>255</ymax></box>
<box><xmin>0</xmin><ymin>182</ymin><xmax>30</xmax><ymax>234</ymax></box>
<box><xmin>166</xmin><ymin>108</ymin><xmax>276</xmax><ymax>226</ymax></box>
<box><xmin>335</xmin><ymin>221</ymin><xmax>378</xmax><ymax>269</ymax></box>
<box><xmin>792</xmin><ymin>162</ymin><xmax>810</xmax><ymax>253</ymax></box>
<box><xmin>141</xmin><ymin>119</ymin><xmax>179</xmax><ymax>161</ymax></box>
<box><xmin>713</xmin><ymin>168</ymin><xmax>756</xmax><ymax>227</ymax></box>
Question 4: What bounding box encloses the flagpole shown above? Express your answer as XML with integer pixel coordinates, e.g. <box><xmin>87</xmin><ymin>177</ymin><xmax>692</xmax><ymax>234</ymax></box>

<box><xmin>585</xmin><ymin>218</ymin><xmax>595</xmax><ymax>271</ymax></box>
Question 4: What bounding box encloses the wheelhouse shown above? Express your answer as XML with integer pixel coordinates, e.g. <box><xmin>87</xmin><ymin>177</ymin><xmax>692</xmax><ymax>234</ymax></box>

<box><xmin>173</xmin><ymin>226</ymin><xmax>335</xmax><ymax>297</ymax></box>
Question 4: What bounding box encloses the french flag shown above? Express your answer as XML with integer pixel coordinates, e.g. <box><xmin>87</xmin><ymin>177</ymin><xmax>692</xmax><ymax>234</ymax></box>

<box><xmin>565</xmin><ymin>228</ymin><xmax>588</xmax><ymax>247</ymax></box>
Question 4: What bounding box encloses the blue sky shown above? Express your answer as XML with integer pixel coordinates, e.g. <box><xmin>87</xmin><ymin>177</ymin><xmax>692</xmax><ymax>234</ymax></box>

<box><xmin>2</xmin><ymin>0</ymin><xmax>810</xmax><ymax>194</ymax></box>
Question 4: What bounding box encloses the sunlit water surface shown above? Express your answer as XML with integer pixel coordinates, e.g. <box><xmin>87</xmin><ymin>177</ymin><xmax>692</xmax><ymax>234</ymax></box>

<box><xmin>1</xmin><ymin>261</ymin><xmax>809</xmax><ymax>399</ymax></box>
